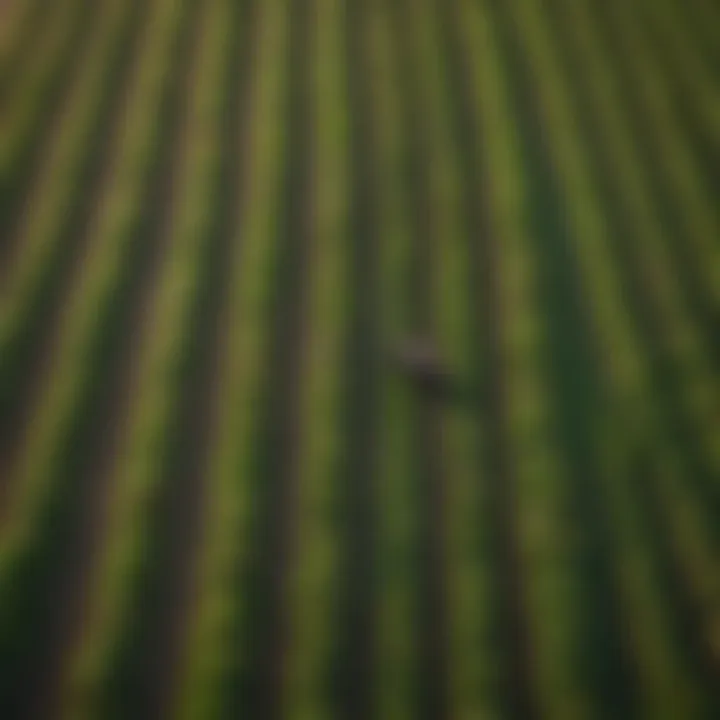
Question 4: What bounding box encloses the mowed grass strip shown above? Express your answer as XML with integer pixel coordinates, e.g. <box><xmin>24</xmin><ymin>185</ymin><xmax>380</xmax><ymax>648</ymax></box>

<box><xmin>0</xmin><ymin>0</ymin><xmax>94</xmax><ymax>188</ymax></box>
<box><xmin>602</xmin><ymin>0</ymin><xmax>720</xmax><ymax>317</ymax></box>
<box><xmin>0</xmin><ymin>0</ymin><xmax>190</xmax><ymax>596</ymax></box>
<box><xmin>597</xmin><ymin>416</ymin><xmax>711</xmax><ymax>720</ymax></box>
<box><xmin>550</xmin><ymin>0</ymin><xmax>720</xmax><ymax>624</ymax></box>
<box><xmin>0</xmin><ymin>0</ymin><xmax>148</xmax><ymax>481</ymax></box>
<box><xmin>681</xmin><ymin>0</ymin><xmax>720</xmax><ymax>68</ymax></box>
<box><xmin>0</xmin><ymin>0</ymin><xmax>115</xmax><ymax>278</ymax></box>
<box><xmin>601</xmin><ymin>0</ymin><xmax>720</xmax><ymax>369</ymax></box>
<box><xmin>496</xmin><ymin>0</ymin><xmax>713</xmax><ymax>713</ymax></box>
<box><xmin>142</xmin><ymin>1</ymin><xmax>262</xmax><ymax>717</ymax></box>
<box><xmin>627</xmin><ymin>422</ymin><xmax>720</xmax><ymax>691</ymax></box>
<box><xmin>566</xmin><ymin>0</ymin><xmax>720</xmax><ymax>529</ymax></box>
<box><xmin>324</xmin><ymin>0</ymin><xmax>382</xmax><ymax>715</ymax></box>
<box><xmin>1</xmin><ymin>0</ymin><xmax>98</xmax><ymax>273</ymax></box>
<box><xmin>0</xmin><ymin>0</ymin><xmax>76</xmax><ymax>118</ymax></box>
<box><xmin>367</xmin><ymin>3</ymin><xmax>419</xmax><ymax>718</ymax></box>
<box><xmin>276</xmin><ymin>3</ymin><xmax>346</xmax><ymax>716</ymax></box>
<box><xmin>175</xmin><ymin>0</ymin><xmax>290</xmax><ymax>715</ymax></box>
<box><xmin>462</xmin><ymin>1</ymin><xmax>596</xmax><ymax>716</ymax></box>
<box><xmin>543</xmin><ymin>0</ymin><xmax>720</xmax><ymax>526</ymax></box>
<box><xmin>550</xmin><ymin>0</ymin><xmax>720</xmax><ymax>577</ymax></box>
<box><xmin>0</xmin><ymin>4</ymin><xmax>197</xmax><ymax>698</ymax></box>
<box><xmin>635</xmin><ymin>0</ymin><xmax>720</xmax><ymax>197</ymax></box>
<box><xmin>0</xmin><ymin>0</ymin><xmax>45</xmax><ymax>100</ymax></box>
<box><xmin>629</xmin><ymin>0</ymin><xmax>720</xmax><ymax>336</ymax></box>
<box><xmin>492</xmin><ymin>0</ymin><xmax>639</xmax><ymax>713</ymax></box>
<box><xmin>635</xmin><ymin>0</ymin><xmax>720</xmax><ymax>153</ymax></box>
<box><xmin>56</xmin><ymin>2</ymin><xmax>231</xmax><ymax>716</ymax></box>
<box><xmin>389</xmin><ymin>0</ymin><xmax>456</xmax><ymax>712</ymax></box>
<box><xmin>0</xmin><ymin>0</ymin><xmax>142</xmax><ymax>295</ymax></box>
<box><xmin>281</xmin><ymin>0</ymin><xmax>349</xmax><ymax>716</ymax></box>
<box><xmin>0</xmin><ymin>0</ymin><xmax>204</xmax><ymax>708</ymax></box>
<box><xmin>433</xmin><ymin>0</ymin><xmax>508</xmax><ymax>714</ymax></box>
<box><xmin>0</xmin><ymin>0</ymin><xmax>39</xmax><ymax>52</ymax></box>
<box><xmin>224</xmin><ymin>0</ymin><xmax>317</xmax><ymax>713</ymax></box>
<box><xmin>0</xmin><ymin>0</ymin><xmax>199</xmax><ymax>710</ymax></box>
<box><xmin>412</xmin><ymin>0</ymin><xmax>499</xmax><ymax>715</ymax></box>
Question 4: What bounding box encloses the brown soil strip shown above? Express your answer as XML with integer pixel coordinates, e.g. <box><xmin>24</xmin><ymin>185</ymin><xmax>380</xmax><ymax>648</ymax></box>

<box><xmin>0</xmin><ymin>2</ymin><xmax>205</xmax><ymax>716</ymax></box>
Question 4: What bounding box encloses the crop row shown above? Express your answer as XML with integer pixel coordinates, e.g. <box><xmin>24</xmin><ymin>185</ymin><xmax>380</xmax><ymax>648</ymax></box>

<box><xmin>0</xmin><ymin>0</ymin><xmax>204</xmax><ymax>715</ymax></box>
<box><xmin>1</xmin><ymin>0</ymin><xmax>717</xmax><ymax>717</ymax></box>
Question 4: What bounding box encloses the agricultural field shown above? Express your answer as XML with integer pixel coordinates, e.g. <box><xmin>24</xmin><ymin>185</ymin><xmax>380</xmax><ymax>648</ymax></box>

<box><xmin>0</xmin><ymin>0</ymin><xmax>719</xmax><ymax>717</ymax></box>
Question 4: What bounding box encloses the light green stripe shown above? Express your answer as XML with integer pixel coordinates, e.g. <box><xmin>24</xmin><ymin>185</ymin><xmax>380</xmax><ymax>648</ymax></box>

<box><xmin>176</xmin><ymin>0</ymin><xmax>291</xmax><ymax>715</ymax></box>
<box><xmin>0</xmin><ymin>0</ymin><xmax>138</xmax><ymax>336</ymax></box>
<box><xmin>0</xmin><ymin>0</ymin><xmax>45</xmax><ymax>73</ymax></box>
<box><xmin>60</xmin><ymin>3</ymin><xmax>231</xmax><ymax>716</ymax></box>
<box><xmin>551</xmin><ymin>0</ymin><xmax>719</xmax><ymax>686</ymax></box>
<box><xmin>609</xmin><ymin>0</ymin><xmax>720</xmax><ymax>310</ymax></box>
<box><xmin>466</xmin><ymin>1</ymin><xmax>588</xmax><ymax>716</ymax></box>
<box><xmin>0</xmin><ymin>0</ymin><xmax>87</xmax><ymax>174</ymax></box>
<box><xmin>282</xmin><ymin>0</ymin><xmax>349</xmax><ymax>716</ymax></box>
<box><xmin>0</xmin><ymin>0</ymin><xmax>187</xmax><ymax>567</ymax></box>
<box><xmin>500</xmin><ymin>0</ymin><xmax>708</xmax><ymax>713</ymax></box>
<box><xmin>635</xmin><ymin>0</ymin><xmax>720</xmax><ymax>149</ymax></box>
<box><xmin>403</xmin><ymin>0</ymin><xmax>497</xmax><ymax>716</ymax></box>
<box><xmin>369</xmin><ymin>3</ymin><xmax>418</xmax><ymax>718</ymax></box>
<box><xmin>590</xmin><ymin>0</ymin><xmax>720</xmax><ymax>503</ymax></box>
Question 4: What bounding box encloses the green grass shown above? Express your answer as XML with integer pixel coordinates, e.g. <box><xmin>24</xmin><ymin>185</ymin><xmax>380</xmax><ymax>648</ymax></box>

<box><xmin>1</xmin><ymin>0</ymin><xmax>719</xmax><ymax>717</ymax></box>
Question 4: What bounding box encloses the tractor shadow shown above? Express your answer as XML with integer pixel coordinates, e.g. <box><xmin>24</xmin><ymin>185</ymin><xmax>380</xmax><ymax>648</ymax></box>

<box><xmin>385</xmin><ymin>338</ymin><xmax>487</xmax><ymax>415</ymax></box>
<box><xmin>390</xmin><ymin>359</ymin><xmax>487</xmax><ymax>415</ymax></box>
<box><xmin>410</xmin><ymin>373</ymin><xmax>486</xmax><ymax>413</ymax></box>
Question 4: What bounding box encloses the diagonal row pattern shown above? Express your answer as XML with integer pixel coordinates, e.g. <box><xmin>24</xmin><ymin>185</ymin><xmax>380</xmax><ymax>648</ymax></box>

<box><xmin>1</xmin><ymin>0</ymin><xmax>718</xmax><ymax>718</ymax></box>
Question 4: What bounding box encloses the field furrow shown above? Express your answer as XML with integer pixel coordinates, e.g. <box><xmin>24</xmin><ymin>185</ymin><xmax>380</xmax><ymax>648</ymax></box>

<box><xmin>0</xmin><ymin>0</ymin><xmax>151</xmax><ymax>502</ymax></box>
<box><xmin>432</xmin><ymin>0</ymin><xmax>502</xmax><ymax>715</ymax></box>
<box><xmin>677</xmin><ymin>0</ymin><xmax>720</xmax><ymax>69</ymax></box>
<box><xmin>635</xmin><ymin>0</ymin><xmax>720</xmax><ymax>152</ymax></box>
<box><xmin>0</xmin><ymin>0</ymin><xmax>207</xmax><ymax>713</ymax></box>
<box><xmin>484</xmin><ymin>0</ymin><xmax>718</xmax><ymax>714</ymax></box>
<box><xmin>440</xmin><ymin>2</ymin><xmax>547</xmax><ymax>717</ymax></box>
<box><xmin>0</xmin><ymin>0</ymin><xmax>200</xmax><ymax>714</ymax></box>
<box><xmin>549</xmin><ymin>0</ymin><xmax>720</xmax><ymax>543</ymax></box>
<box><xmin>322</xmin><ymin>0</ymin><xmax>381</xmax><ymax>717</ymax></box>
<box><xmin>282</xmin><ymin>1</ymin><xmax>351</xmax><ymax>716</ymax></box>
<box><xmin>388</xmin><ymin>0</ymin><xmax>454</xmax><ymax>714</ymax></box>
<box><xmin>223</xmin><ymin>4</ymin><xmax>318</xmax><ymax>719</ymax></box>
<box><xmin>369</xmin><ymin>3</ymin><xmax>422</xmax><ymax>717</ymax></box>
<box><xmin>638</xmin><ymin>2</ymin><xmax>720</xmax><ymax>202</ymax></box>
<box><xmin>489</xmin><ymin>0</ymin><xmax>640</xmax><ymax>714</ymax></box>
<box><xmin>174</xmin><ymin>0</ymin><xmax>292</xmax><ymax>715</ymax></box>
<box><xmin>598</xmin><ymin>0</ymin><xmax>720</xmax><ymax>336</ymax></box>
<box><xmin>0</xmin><ymin>0</ymin><xmax>46</xmax><ymax>103</ymax></box>
<box><xmin>0</xmin><ymin>0</ymin><xmax>98</xmax><ymax>249</ymax></box>
<box><xmin>0</xmin><ymin>0</ymin><xmax>145</xmax><ymax>290</ymax></box>
<box><xmin>2</xmin><ymin>0</ymin><xmax>718</xmax><ymax>716</ymax></box>
<box><xmin>53</xmin><ymin>3</ymin><xmax>237</xmax><ymax>717</ymax></box>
